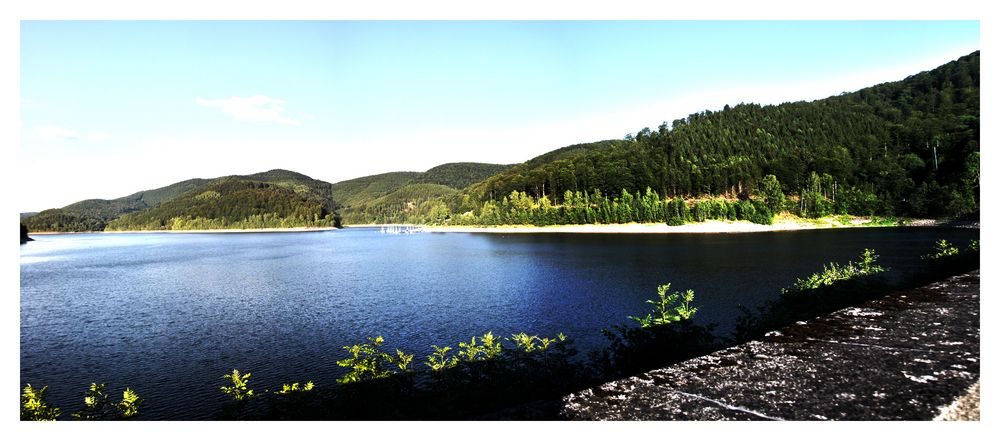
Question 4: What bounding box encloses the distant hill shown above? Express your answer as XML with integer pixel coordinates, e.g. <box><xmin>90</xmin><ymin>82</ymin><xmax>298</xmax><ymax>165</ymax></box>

<box><xmin>330</xmin><ymin>172</ymin><xmax>423</xmax><ymax>209</ymax></box>
<box><xmin>331</xmin><ymin>162</ymin><xmax>511</xmax><ymax>224</ymax></box>
<box><xmin>24</xmin><ymin>169</ymin><xmax>340</xmax><ymax>232</ymax></box>
<box><xmin>412</xmin><ymin>162</ymin><xmax>514</xmax><ymax>189</ymax></box>
<box><xmin>23</xmin><ymin>178</ymin><xmax>208</xmax><ymax>232</ymax></box>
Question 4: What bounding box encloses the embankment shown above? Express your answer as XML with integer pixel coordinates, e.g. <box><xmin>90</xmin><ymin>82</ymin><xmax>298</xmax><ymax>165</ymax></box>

<box><xmin>562</xmin><ymin>271</ymin><xmax>980</xmax><ymax>420</ymax></box>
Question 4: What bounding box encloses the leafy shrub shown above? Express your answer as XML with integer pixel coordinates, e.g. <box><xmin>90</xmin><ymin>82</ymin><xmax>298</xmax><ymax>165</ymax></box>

<box><xmin>336</xmin><ymin>336</ymin><xmax>414</xmax><ymax>384</ymax></box>
<box><xmin>598</xmin><ymin>283</ymin><xmax>717</xmax><ymax>378</ymax></box>
<box><xmin>21</xmin><ymin>384</ymin><xmax>60</xmax><ymax>421</ymax></box>
<box><xmin>425</xmin><ymin>345</ymin><xmax>459</xmax><ymax>372</ymax></box>
<box><xmin>924</xmin><ymin>239</ymin><xmax>959</xmax><ymax>260</ymax></box>
<box><xmin>220</xmin><ymin>369</ymin><xmax>256</xmax><ymax>401</ymax></box>
<box><xmin>782</xmin><ymin>248</ymin><xmax>886</xmax><ymax>295</ymax></box>
<box><xmin>628</xmin><ymin>283</ymin><xmax>698</xmax><ymax>327</ymax></box>
<box><xmin>274</xmin><ymin>381</ymin><xmax>315</xmax><ymax>396</ymax></box>
<box><xmin>456</xmin><ymin>332</ymin><xmax>503</xmax><ymax>362</ymax></box>
<box><xmin>509</xmin><ymin>332</ymin><xmax>567</xmax><ymax>353</ymax></box>
<box><xmin>71</xmin><ymin>383</ymin><xmax>142</xmax><ymax>420</ymax></box>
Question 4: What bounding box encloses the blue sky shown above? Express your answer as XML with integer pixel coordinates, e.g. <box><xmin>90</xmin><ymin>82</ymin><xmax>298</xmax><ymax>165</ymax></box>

<box><xmin>20</xmin><ymin>21</ymin><xmax>979</xmax><ymax>211</ymax></box>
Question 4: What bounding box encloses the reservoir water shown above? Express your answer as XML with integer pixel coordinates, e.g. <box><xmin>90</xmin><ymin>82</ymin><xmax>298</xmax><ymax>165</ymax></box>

<box><xmin>20</xmin><ymin>227</ymin><xmax>978</xmax><ymax>419</ymax></box>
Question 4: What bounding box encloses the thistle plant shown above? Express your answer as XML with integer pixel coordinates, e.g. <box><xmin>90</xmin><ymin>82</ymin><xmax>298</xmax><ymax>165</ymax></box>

<box><xmin>629</xmin><ymin>283</ymin><xmax>699</xmax><ymax>328</ymax></box>
<box><xmin>220</xmin><ymin>369</ymin><xmax>256</xmax><ymax>401</ymax></box>
<box><xmin>21</xmin><ymin>384</ymin><xmax>60</xmax><ymax>421</ymax></box>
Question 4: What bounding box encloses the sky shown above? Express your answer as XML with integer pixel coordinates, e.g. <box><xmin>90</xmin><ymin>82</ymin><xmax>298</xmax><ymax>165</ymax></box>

<box><xmin>19</xmin><ymin>20</ymin><xmax>979</xmax><ymax>212</ymax></box>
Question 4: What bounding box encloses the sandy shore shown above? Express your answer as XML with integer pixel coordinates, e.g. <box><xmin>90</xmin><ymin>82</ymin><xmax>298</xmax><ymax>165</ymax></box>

<box><xmin>30</xmin><ymin>227</ymin><xmax>338</xmax><ymax>235</ymax></box>
<box><xmin>423</xmin><ymin>217</ymin><xmax>932</xmax><ymax>234</ymax></box>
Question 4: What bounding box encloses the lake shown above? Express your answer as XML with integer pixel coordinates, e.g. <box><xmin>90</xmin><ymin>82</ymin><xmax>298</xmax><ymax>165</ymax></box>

<box><xmin>20</xmin><ymin>227</ymin><xmax>978</xmax><ymax>419</ymax></box>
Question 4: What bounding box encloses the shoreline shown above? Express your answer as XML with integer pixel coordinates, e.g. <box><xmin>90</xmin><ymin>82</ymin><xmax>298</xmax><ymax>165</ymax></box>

<box><xmin>421</xmin><ymin>217</ymin><xmax>941</xmax><ymax>234</ymax></box>
<box><xmin>29</xmin><ymin>226</ymin><xmax>338</xmax><ymax>235</ymax></box>
<box><xmin>27</xmin><ymin>217</ymin><xmax>969</xmax><ymax>236</ymax></box>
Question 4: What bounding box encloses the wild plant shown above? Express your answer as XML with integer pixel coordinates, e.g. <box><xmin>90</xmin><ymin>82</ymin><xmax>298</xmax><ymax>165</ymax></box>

<box><xmin>968</xmin><ymin>239</ymin><xmax>979</xmax><ymax>252</ymax></box>
<box><xmin>21</xmin><ymin>384</ymin><xmax>60</xmax><ymax>421</ymax></box>
<box><xmin>628</xmin><ymin>283</ymin><xmax>699</xmax><ymax>327</ymax></box>
<box><xmin>117</xmin><ymin>388</ymin><xmax>142</xmax><ymax>418</ymax></box>
<box><xmin>336</xmin><ymin>336</ymin><xmax>414</xmax><ymax>384</ymax></box>
<box><xmin>783</xmin><ymin>249</ymin><xmax>885</xmax><ymax>295</ymax></box>
<box><xmin>457</xmin><ymin>332</ymin><xmax>503</xmax><ymax>362</ymax></box>
<box><xmin>220</xmin><ymin>369</ymin><xmax>256</xmax><ymax>401</ymax></box>
<box><xmin>924</xmin><ymin>239</ymin><xmax>959</xmax><ymax>260</ymax></box>
<box><xmin>425</xmin><ymin>345</ymin><xmax>459</xmax><ymax>372</ymax></box>
<box><xmin>601</xmin><ymin>283</ymin><xmax>715</xmax><ymax>378</ymax></box>
<box><xmin>70</xmin><ymin>383</ymin><xmax>142</xmax><ymax>420</ymax></box>
<box><xmin>274</xmin><ymin>381</ymin><xmax>315</xmax><ymax>396</ymax></box>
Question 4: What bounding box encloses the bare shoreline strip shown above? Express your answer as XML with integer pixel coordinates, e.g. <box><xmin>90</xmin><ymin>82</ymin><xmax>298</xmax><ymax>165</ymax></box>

<box><xmin>422</xmin><ymin>218</ymin><xmax>936</xmax><ymax>234</ymax></box>
<box><xmin>29</xmin><ymin>218</ymin><xmax>950</xmax><ymax>236</ymax></box>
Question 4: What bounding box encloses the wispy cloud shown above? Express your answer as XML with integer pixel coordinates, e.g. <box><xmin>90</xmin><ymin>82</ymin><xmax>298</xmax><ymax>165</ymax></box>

<box><xmin>32</xmin><ymin>124</ymin><xmax>112</xmax><ymax>141</ymax></box>
<box><xmin>196</xmin><ymin>95</ymin><xmax>302</xmax><ymax>126</ymax></box>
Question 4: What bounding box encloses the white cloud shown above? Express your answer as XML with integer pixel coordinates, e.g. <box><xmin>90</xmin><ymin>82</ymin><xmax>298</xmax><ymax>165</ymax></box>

<box><xmin>196</xmin><ymin>95</ymin><xmax>302</xmax><ymax>126</ymax></box>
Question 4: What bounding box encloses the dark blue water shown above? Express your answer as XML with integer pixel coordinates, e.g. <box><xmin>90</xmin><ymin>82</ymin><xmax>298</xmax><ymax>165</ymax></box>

<box><xmin>20</xmin><ymin>227</ymin><xmax>978</xmax><ymax>419</ymax></box>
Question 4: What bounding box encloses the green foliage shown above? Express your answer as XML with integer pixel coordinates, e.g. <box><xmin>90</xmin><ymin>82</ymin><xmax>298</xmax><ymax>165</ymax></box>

<box><xmin>457</xmin><ymin>332</ymin><xmax>503</xmax><ymax>362</ymax></box>
<box><xmin>71</xmin><ymin>383</ymin><xmax>112</xmax><ymax>420</ymax></box>
<box><xmin>629</xmin><ymin>283</ymin><xmax>699</xmax><ymax>327</ymax></box>
<box><xmin>925</xmin><ymin>239</ymin><xmax>960</xmax><ymax>260</ymax></box>
<box><xmin>22</xmin><ymin>178</ymin><xmax>209</xmax><ymax>232</ymax></box>
<box><xmin>782</xmin><ymin>249</ymin><xmax>886</xmax><ymax>295</ymax></box>
<box><xmin>108</xmin><ymin>172</ymin><xmax>340</xmax><ymax>231</ymax></box>
<box><xmin>220</xmin><ymin>369</ymin><xmax>256</xmax><ymax>401</ymax></box>
<box><xmin>118</xmin><ymin>388</ymin><xmax>142</xmax><ymax>418</ymax></box>
<box><xmin>20</xmin><ymin>384</ymin><xmax>60</xmax><ymax>421</ymax></box>
<box><xmin>509</xmin><ymin>332</ymin><xmax>567</xmax><ymax>353</ymax></box>
<box><xmin>758</xmin><ymin>174</ymin><xmax>786</xmax><ymax>214</ymax></box>
<box><xmin>457</xmin><ymin>51</ymin><xmax>979</xmax><ymax>221</ymax></box>
<box><xmin>425</xmin><ymin>345</ymin><xmax>459</xmax><ymax>372</ymax></box>
<box><xmin>274</xmin><ymin>381</ymin><xmax>315</xmax><ymax>396</ymax></box>
<box><xmin>967</xmin><ymin>239</ymin><xmax>979</xmax><ymax>252</ymax></box>
<box><xmin>336</xmin><ymin>336</ymin><xmax>414</xmax><ymax>384</ymax></box>
<box><xmin>413</xmin><ymin>162</ymin><xmax>513</xmax><ymax>189</ymax></box>
<box><xmin>596</xmin><ymin>282</ymin><xmax>716</xmax><ymax>378</ymax></box>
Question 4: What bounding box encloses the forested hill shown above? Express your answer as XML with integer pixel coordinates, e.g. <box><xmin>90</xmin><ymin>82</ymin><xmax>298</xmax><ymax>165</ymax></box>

<box><xmin>465</xmin><ymin>51</ymin><xmax>979</xmax><ymax>219</ymax></box>
<box><xmin>22</xmin><ymin>178</ymin><xmax>209</xmax><ymax>232</ymax></box>
<box><xmin>331</xmin><ymin>162</ymin><xmax>512</xmax><ymax>224</ymax></box>
<box><xmin>412</xmin><ymin>162</ymin><xmax>514</xmax><ymax>189</ymax></box>
<box><xmin>24</xmin><ymin>170</ymin><xmax>341</xmax><ymax>232</ymax></box>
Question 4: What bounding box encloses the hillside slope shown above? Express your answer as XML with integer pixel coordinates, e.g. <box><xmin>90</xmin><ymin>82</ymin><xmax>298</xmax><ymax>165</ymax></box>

<box><xmin>105</xmin><ymin>170</ymin><xmax>339</xmax><ymax>230</ymax></box>
<box><xmin>333</xmin><ymin>162</ymin><xmax>511</xmax><ymax>224</ymax></box>
<box><xmin>466</xmin><ymin>51</ymin><xmax>979</xmax><ymax>219</ymax></box>
<box><xmin>25</xmin><ymin>170</ymin><xmax>340</xmax><ymax>232</ymax></box>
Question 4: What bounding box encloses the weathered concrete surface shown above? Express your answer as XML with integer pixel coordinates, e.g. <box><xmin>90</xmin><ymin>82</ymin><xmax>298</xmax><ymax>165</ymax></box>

<box><xmin>562</xmin><ymin>271</ymin><xmax>980</xmax><ymax>420</ymax></box>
